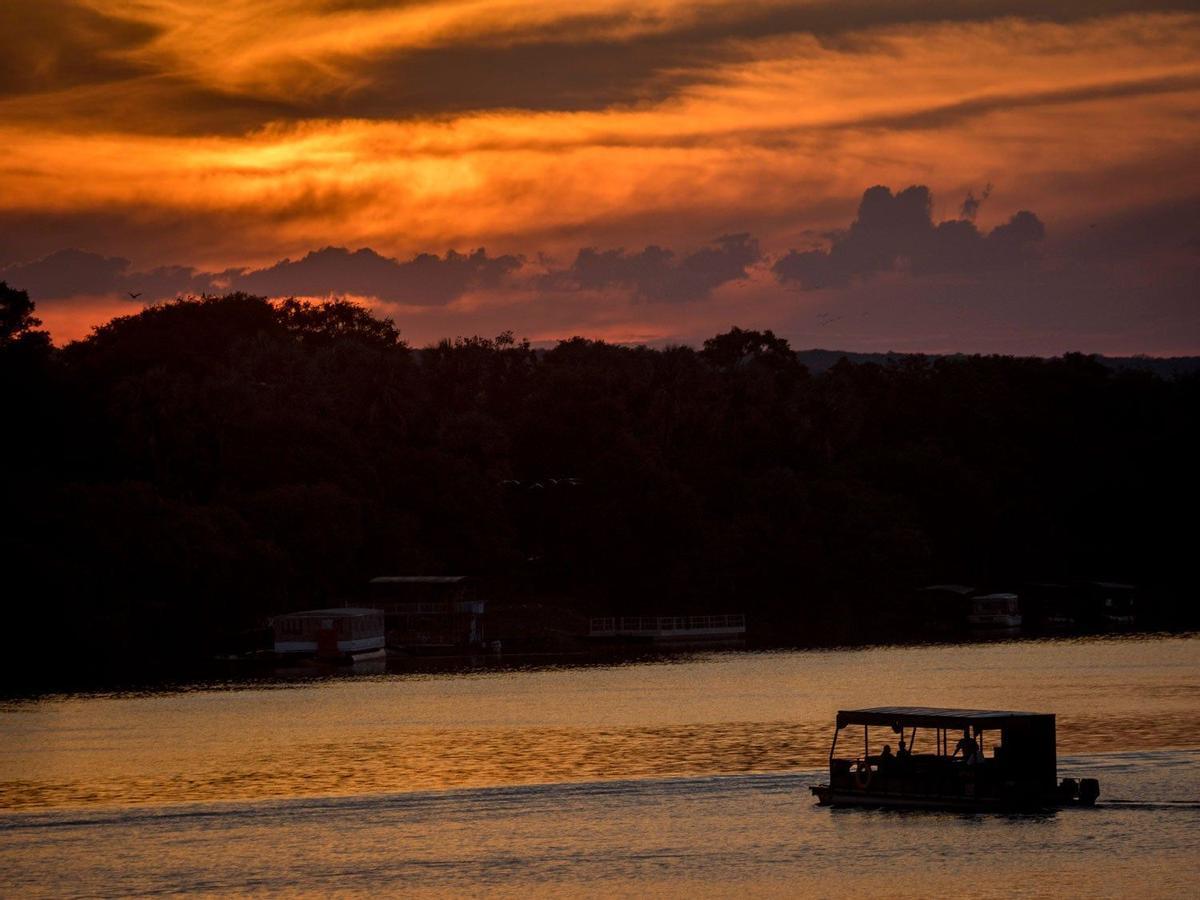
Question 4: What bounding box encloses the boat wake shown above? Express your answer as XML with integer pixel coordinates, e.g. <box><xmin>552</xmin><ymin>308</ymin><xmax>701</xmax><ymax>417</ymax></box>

<box><xmin>1099</xmin><ymin>799</ymin><xmax>1200</xmax><ymax>810</ymax></box>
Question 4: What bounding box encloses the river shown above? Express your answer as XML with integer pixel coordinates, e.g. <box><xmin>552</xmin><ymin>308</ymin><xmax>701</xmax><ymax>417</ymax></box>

<box><xmin>2</xmin><ymin>634</ymin><xmax>1198</xmax><ymax>896</ymax></box>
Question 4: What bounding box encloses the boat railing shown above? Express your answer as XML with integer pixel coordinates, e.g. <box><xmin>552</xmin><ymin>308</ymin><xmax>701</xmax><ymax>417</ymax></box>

<box><xmin>589</xmin><ymin>614</ymin><xmax>746</xmax><ymax>636</ymax></box>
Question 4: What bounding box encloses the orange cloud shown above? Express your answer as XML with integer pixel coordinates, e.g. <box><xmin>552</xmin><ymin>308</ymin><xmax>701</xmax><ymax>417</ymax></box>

<box><xmin>4</xmin><ymin>10</ymin><xmax>1197</xmax><ymax>266</ymax></box>
<box><xmin>2</xmin><ymin>2</ymin><xmax>1197</xmax><ymax>352</ymax></box>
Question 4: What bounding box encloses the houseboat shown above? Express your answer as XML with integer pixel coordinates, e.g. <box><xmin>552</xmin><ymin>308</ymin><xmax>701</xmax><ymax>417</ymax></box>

<box><xmin>272</xmin><ymin>607</ymin><xmax>386</xmax><ymax>662</ymax></box>
<box><xmin>368</xmin><ymin>576</ymin><xmax>486</xmax><ymax>651</ymax></box>
<box><xmin>810</xmin><ymin>707</ymin><xmax>1099</xmax><ymax>810</ymax></box>
<box><xmin>1084</xmin><ymin>581</ymin><xmax>1137</xmax><ymax>627</ymax></box>
<box><xmin>967</xmin><ymin>592</ymin><xmax>1022</xmax><ymax>632</ymax></box>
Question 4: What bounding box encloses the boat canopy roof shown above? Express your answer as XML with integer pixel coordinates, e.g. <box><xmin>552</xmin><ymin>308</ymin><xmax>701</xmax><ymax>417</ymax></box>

<box><xmin>836</xmin><ymin>707</ymin><xmax>1053</xmax><ymax>730</ymax></box>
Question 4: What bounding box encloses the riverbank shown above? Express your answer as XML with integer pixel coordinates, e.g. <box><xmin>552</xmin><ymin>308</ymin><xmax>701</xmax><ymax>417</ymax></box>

<box><xmin>6</xmin><ymin>627</ymin><xmax>1198</xmax><ymax>699</ymax></box>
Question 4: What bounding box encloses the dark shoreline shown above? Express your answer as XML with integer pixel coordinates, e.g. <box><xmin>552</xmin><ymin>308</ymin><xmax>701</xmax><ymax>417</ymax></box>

<box><xmin>5</xmin><ymin>629</ymin><xmax>1195</xmax><ymax>702</ymax></box>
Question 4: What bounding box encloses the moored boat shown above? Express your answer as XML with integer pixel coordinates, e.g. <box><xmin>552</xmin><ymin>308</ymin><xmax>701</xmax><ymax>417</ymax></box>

<box><xmin>967</xmin><ymin>593</ymin><xmax>1022</xmax><ymax>632</ymax></box>
<box><xmin>272</xmin><ymin>607</ymin><xmax>387</xmax><ymax>663</ymax></box>
<box><xmin>810</xmin><ymin>707</ymin><xmax>1099</xmax><ymax>810</ymax></box>
<box><xmin>1085</xmin><ymin>581</ymin><xmax>1137</xmax><ymax>628</ymax></box>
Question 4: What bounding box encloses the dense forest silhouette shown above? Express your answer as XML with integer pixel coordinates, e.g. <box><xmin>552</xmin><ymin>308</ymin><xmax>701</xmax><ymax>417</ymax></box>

<box><xmin>2</xmin><ymin>282</ymin><xmax>1196</xmax><ymax>675</ymax></box>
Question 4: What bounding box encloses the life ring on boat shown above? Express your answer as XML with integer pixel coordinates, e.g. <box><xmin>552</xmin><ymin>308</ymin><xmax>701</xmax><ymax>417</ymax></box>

<box><xmin>855</xmin><ymin>760</ymin><xmax>873</xmax><ymax>789</ymax></box>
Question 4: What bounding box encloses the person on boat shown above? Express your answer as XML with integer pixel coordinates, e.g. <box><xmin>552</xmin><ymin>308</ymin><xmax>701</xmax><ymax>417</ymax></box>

<box><xmin>954</xmin><ymin>729</ymin><xmax>980</xmax><ymax>764</ymax></box>
<box><xmin>896</xmin><ymin>737</ymin><xmax>912</xmax><ymax>771</ymax></box>
<box><xmin>879</xmin><ymin>744</ymin><xmax>895</xmax><ymax>772</ymax></box>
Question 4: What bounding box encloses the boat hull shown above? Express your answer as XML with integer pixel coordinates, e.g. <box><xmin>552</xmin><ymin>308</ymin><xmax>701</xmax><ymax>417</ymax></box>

<box><xmin>809</xmin><ymin>784</ymin><xmax>1095</xmax><ymax>811</ymax></box>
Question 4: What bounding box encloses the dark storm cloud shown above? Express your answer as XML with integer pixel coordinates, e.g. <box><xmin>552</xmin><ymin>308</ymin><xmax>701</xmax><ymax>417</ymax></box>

<box><xmin>546</xmin><ymin>234</ymin><xmax>760</xmax><ymax>302</ymax></box>
<box><xmin>231</xmin><ymin>247</ymin><xmax>522</xmax><ymax>305</ymax></box>
<box><xmin>0</xmin><ymin>209</ymin><xmax>239</xmax><ymax>272</ymax></box>
<box><xmin>0</xmin><ymin>1</ymin><xmax>157</xmax><ymax>96</ymax></box>
<box><xmin>334</xmin><ymin>30</ymin><xmax>705</xmax><ymax>117</ymax></box>
<box><xmin>0</xmin><ymin>246</ymin><xmax>523</xmax><ymax>307</ymax></box>
<box><xmin>0</xmin><ymin>249</ymin><xmax>214</xmax><ymax>300</ymax></box>
<box><xmin>4</xmin><ymin>237</ymin><xmax>759</xmax><ymax>306</ymax></box>
<box><xmin>4</xmin><ymin>77</ymin><xmax>305</xmax><ymax>137</ymax></box>
<box><xmin>852</xmin><ymin>72</ymin><xmax>1200</xmax><ymax>134</ymax></box>
<box><xmin>8</xmin><ymin>1</ymin><xmax>1195</xmax><ymax>130</ymax></box>
<box><xmin>9</xmin><ymin>186</ymin><xmax>1188</xmax><ymax>312</ymax></box>
<box><xmin>773</xmin><ymin>186</ymin><xmax>1045</xmax><ymax>289</ymax></box>
<box><xmin>299</xmin><ymin>1</ymin><xmax>1200</xmax><ymax>119</ymax></box>
<box><xmin>0</xmin><ymin>249</ymin><xmax>130</xmax><ymax>298</ymax></box>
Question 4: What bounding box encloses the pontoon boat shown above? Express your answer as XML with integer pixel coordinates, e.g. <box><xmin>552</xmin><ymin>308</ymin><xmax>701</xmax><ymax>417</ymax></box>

<box><xmin>810</xmin><ymin>707</ymin><xmax>1098</xmax><ymax>810</ymax></box>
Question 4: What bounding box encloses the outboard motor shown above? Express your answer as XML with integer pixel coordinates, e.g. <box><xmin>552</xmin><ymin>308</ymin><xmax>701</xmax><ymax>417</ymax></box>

<box><xmin>1078</xmin><ymin>778</ymin><xmax>1100</xmax><ymax>805</ymax></box>
<box><xmin>1058</xmin><ymin>777</ymin><xmax>1078</xmax><ymax>801</ymax></box>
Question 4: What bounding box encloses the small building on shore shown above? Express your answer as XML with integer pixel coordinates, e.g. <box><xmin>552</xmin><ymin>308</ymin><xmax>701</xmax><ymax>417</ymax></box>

<box><xmin>272</xmin><ymin>608</ymin><xmax>386</xmax><ymax>660</ymax></box>
<box><xmin>368</xmin><ymin>576</ymin><xmax>486</xmax><ymax>649</ymax></box>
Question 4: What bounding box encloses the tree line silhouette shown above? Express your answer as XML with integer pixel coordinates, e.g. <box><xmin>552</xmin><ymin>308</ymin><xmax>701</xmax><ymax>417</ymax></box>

<box><xmin>2</xmin><ymin>283</ymin><xmax>1196</xmax><ymax>678</ymax></box>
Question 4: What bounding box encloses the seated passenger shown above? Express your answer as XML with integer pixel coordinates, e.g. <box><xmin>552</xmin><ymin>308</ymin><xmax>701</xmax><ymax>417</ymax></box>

<box><xmin>879</xmin><ymin>744</ymin><xmax>895</xmax><ymax>771</ymax></box>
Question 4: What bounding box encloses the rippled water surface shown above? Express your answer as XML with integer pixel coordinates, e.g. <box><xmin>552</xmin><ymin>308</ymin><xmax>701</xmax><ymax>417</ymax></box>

<box><xmin>2</xmin><ymin>635</ymin><xmax>1198</xmax><ymax>896</ymax></box>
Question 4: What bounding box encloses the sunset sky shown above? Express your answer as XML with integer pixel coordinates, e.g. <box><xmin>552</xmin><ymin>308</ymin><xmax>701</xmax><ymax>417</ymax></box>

<box><xmin>2</xmin><ymin>0</ymin><xmax>1198</xmax><ymax>352</ymax></box>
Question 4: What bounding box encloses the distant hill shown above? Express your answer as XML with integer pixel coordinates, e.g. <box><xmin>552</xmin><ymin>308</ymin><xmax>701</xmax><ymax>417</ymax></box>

<box><xmin>1098</xmin><ymin>355</ymin><xmax>1200</xmax><ymax>378</ymax></box>
<box><xmin>794</xmin><ymin>349</ymin><xmax>1200</xmax><ymax>378</ymax></box>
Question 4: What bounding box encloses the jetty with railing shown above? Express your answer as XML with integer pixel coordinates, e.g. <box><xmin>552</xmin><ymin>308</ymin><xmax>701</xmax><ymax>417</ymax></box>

<box><xmin>587</xmin><ymin>614</ymin><xmax>746</xmax><ymax>646</ymax></box>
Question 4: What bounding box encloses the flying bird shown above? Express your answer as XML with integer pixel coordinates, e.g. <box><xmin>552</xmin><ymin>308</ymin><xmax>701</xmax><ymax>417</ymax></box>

<box><xmin>127</xmin><ymin>291</ymin><xmax>142</xmax><ymax>299</ymax></box>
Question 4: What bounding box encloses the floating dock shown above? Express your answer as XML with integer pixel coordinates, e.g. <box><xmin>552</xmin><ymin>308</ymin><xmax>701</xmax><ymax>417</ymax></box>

<box><xmin>588</xmin><ymin>614</ymin><xmax>746</xmax><ymax>645</ymax></box>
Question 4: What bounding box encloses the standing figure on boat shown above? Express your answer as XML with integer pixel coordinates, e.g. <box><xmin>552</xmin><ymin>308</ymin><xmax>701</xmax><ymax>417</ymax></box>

<box><xmin>954</xmin><ymin>728</ymin><xmax>980</xmax><ymax>764</ymax></box>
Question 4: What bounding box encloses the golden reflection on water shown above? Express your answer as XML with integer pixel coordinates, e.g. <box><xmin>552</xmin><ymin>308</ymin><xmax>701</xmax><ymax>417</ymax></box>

<box><xmin>1</xmin><ymin>635</ymin><xmax>1197</xmax><ymax>812</ymax></box>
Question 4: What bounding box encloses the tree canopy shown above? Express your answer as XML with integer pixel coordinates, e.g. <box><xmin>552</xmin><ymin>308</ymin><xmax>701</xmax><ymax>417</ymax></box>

<box><xmin>3</xmin><ymin>294</ymin><xmax>1196</xmax><ymax>677</ymax></box>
